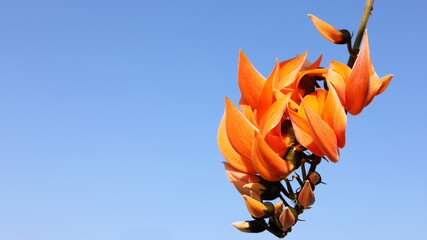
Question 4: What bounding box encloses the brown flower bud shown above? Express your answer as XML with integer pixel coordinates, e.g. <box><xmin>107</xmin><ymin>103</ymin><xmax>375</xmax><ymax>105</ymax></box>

<box><xmin>279</xmin><ymin>207</ymin><xmax>296</xmax><ymax>230</ymax></box>
<box><xmin>298</xmin><ymin>180</ymin><xmax>315</xmax><ymax>209</ymax></box>
<box><xmin>307</xmin><ymin>171</ymin><xmax>322</xmax><ymax>186</ymax></box>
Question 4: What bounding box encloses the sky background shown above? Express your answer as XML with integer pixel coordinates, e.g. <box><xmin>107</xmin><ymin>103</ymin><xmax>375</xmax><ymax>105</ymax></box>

<box><xmin>0</xmin><ymin>0</ymin><xmax>426</xmax><ymax>239</ymax></box>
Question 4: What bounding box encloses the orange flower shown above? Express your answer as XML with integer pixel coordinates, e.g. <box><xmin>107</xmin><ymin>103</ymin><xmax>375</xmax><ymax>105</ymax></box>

<box><xmin>288</xmin><ymin>87</ymin><xmax>346</xmax><ymax>162</ymax></box>
<box><xmin>307</xmin><ymin>14</ymin><xmax>350</xmax><ymax>44</ymax></box>
<box><xmin>219</xmin><ymin>96</ymin><xmax>295</xmax><ymax>181</ymax></box>
<box><xmin>326</xmin><ymin>31</ymin><xmax>394</xmax><ymax>115</ymax></box>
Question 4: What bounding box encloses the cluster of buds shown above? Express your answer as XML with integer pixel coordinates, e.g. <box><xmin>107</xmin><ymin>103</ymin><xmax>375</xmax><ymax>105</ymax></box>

<box><xmin>217</xmin><ymin>14</ymin><xmax>393</xmax><ymax>238</ymax></box>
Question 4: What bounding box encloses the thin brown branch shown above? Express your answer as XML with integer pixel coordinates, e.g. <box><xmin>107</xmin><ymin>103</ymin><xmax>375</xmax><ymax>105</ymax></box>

<box><xmin>347</xmin><ymin>0</ymin><xmax>375</xmax><ymax>67</ymax></box>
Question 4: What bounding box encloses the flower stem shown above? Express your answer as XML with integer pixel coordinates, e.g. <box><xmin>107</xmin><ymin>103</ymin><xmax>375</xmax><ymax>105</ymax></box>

<box><xmin>347</xmin><ymin>0</ymin><xmax>375</xmax><ymax>67</ymax></box>
<box><xmin>300</xmin><ymin>158</ymin><xmax>307</xmax><ymax>181</ymax></box>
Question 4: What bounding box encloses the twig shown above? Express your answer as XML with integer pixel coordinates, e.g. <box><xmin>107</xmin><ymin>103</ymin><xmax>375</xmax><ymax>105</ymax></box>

<box><xmin>347</xmin><ymin>0</ymin><xmax>375</xmax><ymax>67</ymax></box>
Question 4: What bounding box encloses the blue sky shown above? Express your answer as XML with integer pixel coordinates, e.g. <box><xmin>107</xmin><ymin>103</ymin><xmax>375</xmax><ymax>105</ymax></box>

<box><xmin>0</xmin><ymin>1</ymin><xmax>426</xmax><ymax>239</ymax></box>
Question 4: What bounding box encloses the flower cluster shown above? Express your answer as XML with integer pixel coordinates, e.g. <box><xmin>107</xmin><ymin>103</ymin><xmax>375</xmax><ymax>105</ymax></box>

<box><xmin>217</xmin><ymin>15</ymin><xmax>393</xmax><ymax>238</ymax></box>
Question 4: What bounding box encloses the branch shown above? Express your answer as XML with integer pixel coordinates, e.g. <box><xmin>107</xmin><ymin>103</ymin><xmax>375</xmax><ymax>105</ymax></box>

<box><xmin>347</xmin><ymin>0</ymin><xmax>375</xmax><ymax>67</ymax></box>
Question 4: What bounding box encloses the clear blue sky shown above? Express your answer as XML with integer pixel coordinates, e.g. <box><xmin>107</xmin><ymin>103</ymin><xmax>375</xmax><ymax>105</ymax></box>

<box><xmin>0</xmin><ymin>0</ymin><xmax>425</xmax><ymax>239</ymax></box>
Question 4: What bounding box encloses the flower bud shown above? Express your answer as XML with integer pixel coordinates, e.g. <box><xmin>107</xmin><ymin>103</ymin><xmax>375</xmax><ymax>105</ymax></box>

<box><xmin>243</xmin><ymin>195</ymin><xmax>268</xmax><ymax>218</ymax></box>
<box><xmin>307</xmin><ymin>14</ymin><xmax>350</xmax><ymax>44</ymax></box>
<box><xmin>231</xmin><ymin>221</ymin><xmax>265</xmax><ymax>233</ymax></box>
<box><xmin>243</xmin><ymin>195</ymin><xmax>274</xmax><ymax>218</ymax></box>
<box><xmin>298</xmin><ymin>180</ymin><xmax>315</xmax><ymax>209</ymax></box>
<box><xmin>279</xmin><ymin>207</ymin><xmax>296</xmax><ymax>230</ymax></box>
<box><xmin>307</xmin><ymin>171</ymin><xmax>322</xmax><ymax>186</ymax></box>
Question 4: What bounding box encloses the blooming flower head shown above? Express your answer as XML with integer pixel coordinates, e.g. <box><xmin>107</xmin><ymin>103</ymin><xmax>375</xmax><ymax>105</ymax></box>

<box><xmin>218</xmin><ymin>8</ymin><xmax>393</xmax><ymax>239</ymax></box>
<box><xmin>218</xmin><ymin>50</ymin><xmax>329</xmax><ymax>181</ymax></box>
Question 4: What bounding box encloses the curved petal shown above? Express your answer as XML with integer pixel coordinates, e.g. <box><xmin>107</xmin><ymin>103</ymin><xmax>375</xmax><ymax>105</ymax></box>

<box><xmin>256</xmin><ymin>62</ymin><xmax>279</xmax><ymax>122</ymax></box>
<box><xmin>218</xmin><ymin>114</ymin><xmax>257</xmax><ymax>174</ymax></box>
<box><xmin>288</xmin><ymin>102</ymin><xmax>323</xmax><ymax>156</ymax></box>
<box><xmin>345</xmin><ymin>30</ymin><xmax>371</xmax><ymax>115</ymax></box>
<box><xmin>322</xmin><ymin>84</ymin><xmax>347</xmax><ymax>148</ymax></box>
<box><xmin>377</xmin><ymin>74</ymin><xmax>394</xmax><ymax>95</ymax></box>
<box><xmin>276</xmin><ymin>51</ymin><xmax>308</xmax><ymax>90</ymax></box>
<box><xmin>225</xmin><ymin>97</ymin><xmax>258</xmax><ymax>161</ymax></box>
<box><xmin>238</xmin><ymin>50</ymin><xmax>266</xmax><ymax>109</ymax></box>
<box><xmin>307</xmin><ymin>54</ymin><xmax>323</xmax><ymax>70</ymax></box>
<box><xmin>230</xmin><ymin>180</ymin><xmax>251</xmax><ymax>195</ymax></box>
<box><xmin>302</xmin><ymin>89</ymin><xmax>327</xmax><ymax>115</ymax></box>
<box><xmin>327</xmin><ymin>61</ymin><xmax>350</xmax><ymax>106</ymax></box>
<box><xmin>252</xmin><ymin>133</ymin><xmax>293</xmax><ymax>181</ymax></box>
<box><xmin>240</xmin><ymin>104</ymin><xmax>258</xmax><ymax>127</ymax></box>
<box><xmin>251</xmin><ymin>139</ymin><xmax>281</xmax><ymax>182</ymax></box>
<box><xmin>301</xmin><ymin>97</ymin><xmax>340</xmax><ymax>162</ymax></box>
<box><xmin>365</xmin><ymin>71</ymin><xmax>382</xmax><ymax>107</ymax></box>
<box><xmin>259</xmin><ymin>93</ymin><xmax>291</xmax><ymax>136</ymax></box>
<box><xmin>223</xmin><ymin>162</ymin><xmax>259</xmax><ymax>183</ymax></box>
<box><xmin>264</xmin><ymin>133</ymin><xmax>288</xmax><ymax>157</ymax></box>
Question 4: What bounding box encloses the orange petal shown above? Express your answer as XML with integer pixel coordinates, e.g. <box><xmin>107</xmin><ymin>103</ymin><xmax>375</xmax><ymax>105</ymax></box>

<box><xmin>225</xmin><ymin>97</ymin><xmax>258</xmax><ymax>161</ymax></box>
<box><xmin>259</xmin><ymin>93</ymin><xmax>291</xmax><ymax>136</ymax></box>
<box><xmin>293</xmin><ymin>68</ymin><xmax>328</xmax><ymax>99</ymax></box>
<box><xmin>252</xmin><ymin>133</ymin><xmax>293</xmax><ymax>181</ymax></box>
<box><xmin>327</xmin><ymin>61</ymin><xmax>350</xmax><ymax>106</ymax></box>
<box><xmin>301</xmin><ymin>96</ymin><xmax>340</xmax><ymax>162</ymax></box>
<box><xmin>218</xmin><ymin>115</ymin><xmax>257</xmax><ymax>174</ymax></box>
<box><xmin>256</xmin><ymin>62</ymin><xmax>279</xmax><ymax>122</ymax></box>
<box><xmin>238</xmin><ymin>50</ymin><xmax>266</xmax><ymax>109</ymax></box>
<box><xmin>321</xmin><ymin>84</ymin><xmax>347</xmax><ymax>148</ymax></box>
<box><xmin>365</xmin><ymin>72</ymin><xmax>393</xmax><ymax>107</ymax></box>
<box><xmin>276</xmin><ymin>51</ymin><xmax>308</xmax><ymax>90</ymax></box>
<box><xmin>302</xmin><ymin>89</ymin><xmax>327</xmax><ymax>115</ymax></box>
<box><xmin>287</xmin><ymin>101</ymin><xmax>323</xmax><ymax>156</ymax></box>
<box><xmin>365</xmin><ymin>71</ymin><xmax>383</xmax><ymax>107</ymax></box>
<box><xmin>308</xmin><ymin>14</ymin><xmax>345</xmax><ymax>43</ymax></box>
<box><xmin>223</xmin><ymin>162</ymin><xmax>259</xmax><ymax>183</ymax></box>
<box><xmin>243</xmin><ymin>183</ymin><xmax>266</xmax><ymax>194</ymax></box>
<box><xmin>240</xmin><ymin>104</ymin><xmax>258</xmax><ymax>127</ymax></box>
<box><xmin>230</xmin><ymin>180</ymin><xmax>252</xmax><ymax>195</ymax></box>
<box><xmin>307</xmin><ymin>54</ymin><xmax>323</xmax><ymax>70</ymax></box>
<box><xmin>345</xmin><ymin>30</ymin><xmax>371</xmax><ymax>115</ymax></box>
<box><xmin>377</xmin><ymin>74</ymin><xmax>393</xmax><ymax>95</ymax></box>
<box><xmin>264</xmin><ymin>133</ymin><xmax>288</xmax><ymax>157</ymax></box>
